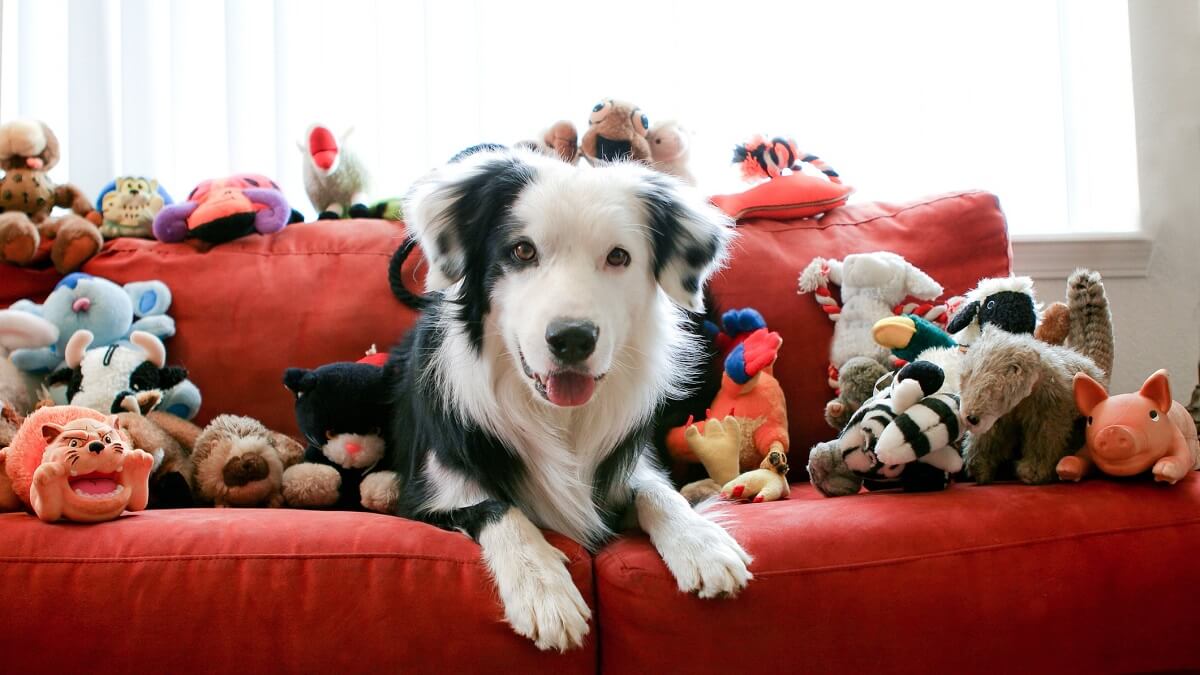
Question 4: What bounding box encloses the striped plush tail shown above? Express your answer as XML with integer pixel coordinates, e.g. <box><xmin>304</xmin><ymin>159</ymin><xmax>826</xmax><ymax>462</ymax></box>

<box><xmin>1065</xmin><ymin>269</ymin><xmax>1114</xmax><ymax>383</ymax></box>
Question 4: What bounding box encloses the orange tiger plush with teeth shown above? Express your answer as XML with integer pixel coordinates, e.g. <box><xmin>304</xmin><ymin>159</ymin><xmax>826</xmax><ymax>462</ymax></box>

<box><xmin>0</xmin><ymin>406</ymin><xmax>154</xmax><ymax>522</ymax></box>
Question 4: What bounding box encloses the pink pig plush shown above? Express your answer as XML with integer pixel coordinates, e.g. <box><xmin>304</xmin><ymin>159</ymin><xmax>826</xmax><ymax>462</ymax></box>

<box><xmin>1057</xmin><ymin>369</ymin><xmax>1200</xmax><ymax>484</ymax></box>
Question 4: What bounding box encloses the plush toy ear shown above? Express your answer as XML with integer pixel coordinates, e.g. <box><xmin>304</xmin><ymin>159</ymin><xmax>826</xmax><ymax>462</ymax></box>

<box><xmin>947</xmin><ymin>301</ymin><xmax>979</xmax><ymax>335</ymax></box>
<box><xmin>903</xmin><ymin>262</ymin><xmax>944</xmax><ymax>300</ymax></box>
<box><xmin>41</xmin><ymin>423</ymin><xmax>65</xmax><ymax>444</ymax></box>
<box><xmin>638</xmin><ymin>173</ymin><xmax>734</xmax><ymax>312</ymax></box>
<box><xmin>402</xmin><ymin>150</ymin><xmax>539</xmax><ymax>292</ymax></box>
<box><xmin>64</xmin><ymin>329</ymin><xmax>94</xmax><ymax>369</ymax></box>
<box><xmin>1138</xmin><ymin>369</ymin><xmax>1172</xmax><ymax>413</ymax></box>
<box><xmin>124</xmin><ymin>281</ymin><xmax>172</xmax><ymax>318</ymax></box>
<box><xmin>283</xmin><ymin>368</ymin><xmax>318</xmax><ymax>397</ymax></box>
<box><xmin>1074</xmin><ymin>372</ymin><xmax>1109</xmax><ymax>416</ymax></box>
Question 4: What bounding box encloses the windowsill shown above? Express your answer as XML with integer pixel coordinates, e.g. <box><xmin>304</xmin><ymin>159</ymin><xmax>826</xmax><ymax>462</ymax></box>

<box><xmin>1010</xmin><ymin>232</ymin><xmax>1153</xmax><ymax>279</ymax></box>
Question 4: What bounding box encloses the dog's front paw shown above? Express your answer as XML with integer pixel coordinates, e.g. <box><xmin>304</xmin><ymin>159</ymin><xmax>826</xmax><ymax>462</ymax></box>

<box><xmin>656</xmin><ymin>517</ymin><xmax>752</xmax><ymax>599</ymax></box>
<box><xmin>494</xmin><ymin>545</ymin><xmax>591</xmax><ymax>652</ymax></box>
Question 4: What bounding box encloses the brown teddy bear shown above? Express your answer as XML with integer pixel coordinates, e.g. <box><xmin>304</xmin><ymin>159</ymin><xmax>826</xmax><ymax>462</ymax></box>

<box><xmin>187</xmin><ymin>415</ymin><xmax>304</xmax><ymax>508</ymax></box>
<box><xmin>0</xmin><ymin>119</ymin><xmax>104</xmax><ymax>273</ymax></box>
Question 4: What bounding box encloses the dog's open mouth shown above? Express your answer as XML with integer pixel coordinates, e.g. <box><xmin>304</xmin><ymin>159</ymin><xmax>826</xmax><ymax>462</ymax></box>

<box><xmin>520</xmin><ymin>351</ymin><xmax>603</xmax><ymax>407</ymax></box>
<box><xmin>68</xmin><ymin>472</ymin><xmax>124</xmax><ymax>500</ymax></box>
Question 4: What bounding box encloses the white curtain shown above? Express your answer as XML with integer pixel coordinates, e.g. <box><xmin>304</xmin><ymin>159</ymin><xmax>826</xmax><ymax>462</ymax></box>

<box><xmin>0</xmin><ymin>0</ymin><xmax>1138</xmax><ymax>234</ymax></box>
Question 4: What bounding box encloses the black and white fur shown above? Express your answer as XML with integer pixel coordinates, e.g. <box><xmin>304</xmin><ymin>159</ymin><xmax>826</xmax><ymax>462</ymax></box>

<box><xmin>385</xmin><ymin>149</ymin><xmax>748</xmax><ymax>652</ymax></box>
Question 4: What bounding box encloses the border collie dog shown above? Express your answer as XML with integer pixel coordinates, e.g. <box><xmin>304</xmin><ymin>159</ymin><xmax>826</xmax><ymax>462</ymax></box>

<box><xmin>386</xmin><ymin>149</ymin><xmax>750</xmax><ymax>651</ymax></box>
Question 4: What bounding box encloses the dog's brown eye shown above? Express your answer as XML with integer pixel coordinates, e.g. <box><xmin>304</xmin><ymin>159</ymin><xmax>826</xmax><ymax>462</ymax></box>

<box><xmin>606</xmin><ymin>247</ymin><xmax>630</xmax><ymax>267</ymax></box>
<box><xmin>512</xmin><ymin>241</ymin><xmax>537</xmax><ymax>263</ymax></box>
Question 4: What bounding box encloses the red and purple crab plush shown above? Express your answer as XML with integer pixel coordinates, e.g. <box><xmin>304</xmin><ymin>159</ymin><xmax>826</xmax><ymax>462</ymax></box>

<box><xmin>153</xmin><ymin>174</ymin><xmax>302</xmax><ymax>244</ymax></box>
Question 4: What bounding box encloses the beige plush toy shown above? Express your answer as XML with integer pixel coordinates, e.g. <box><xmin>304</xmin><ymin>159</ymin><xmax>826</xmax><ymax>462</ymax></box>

<box><xmin>184</xmin><ymin>414</ymin><xmax>304</xmax><ymax>508</ymax></box>
<box><xmin>647</xmin><ymin>120</ymin><xmax>696</xmax><ymax>185</ymax></box>
<box><xmin>0</xmin><ymin>119</ymin><xmax>103</xmax><ymax>273</ymax></box>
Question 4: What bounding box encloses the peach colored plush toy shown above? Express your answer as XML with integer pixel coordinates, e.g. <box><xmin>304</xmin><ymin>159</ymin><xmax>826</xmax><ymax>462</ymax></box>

<box><xmin>1057</xmin><ymin>370</ymin><xmax>1200</xmax><ymax>484</ymax></box>
<box><xmin>0</xmin><ymin>406</ymin><xmax>153</xmax><ymax>522</ymax></box>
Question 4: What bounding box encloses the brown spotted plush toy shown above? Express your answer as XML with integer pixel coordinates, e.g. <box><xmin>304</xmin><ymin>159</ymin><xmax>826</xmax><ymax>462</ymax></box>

<box><xmin>0</xmin><ymin>119</ymin><xmax>103</xmax><ymax>273</ymax></box>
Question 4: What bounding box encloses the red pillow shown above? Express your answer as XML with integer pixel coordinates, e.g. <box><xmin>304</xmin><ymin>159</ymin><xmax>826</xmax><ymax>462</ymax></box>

<box><xmin>710</xmin><ymin>172</ymin><xmax>853</xmax><ymax>221</ymax></box>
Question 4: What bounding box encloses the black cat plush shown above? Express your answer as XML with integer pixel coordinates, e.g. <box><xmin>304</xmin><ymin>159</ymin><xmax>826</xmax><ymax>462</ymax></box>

<box><xmin>280</xmin><ymin>350</ymin><xmax>398</xmax><ymax>511</ymax></box>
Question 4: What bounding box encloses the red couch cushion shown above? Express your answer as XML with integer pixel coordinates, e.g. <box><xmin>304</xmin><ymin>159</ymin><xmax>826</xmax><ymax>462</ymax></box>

<box><xmin>80</xmin><ymin>221</ymin><xmax>425</xmax><ymax>436</ymax></box>
<box><xmin>595</xmin><ymin>479</ymin><xmax>1200</xmax><ymax>674</ymax></box>
<box><xmin>710</xmin><ymin>190</ymin><xmax>1011</xmax><ymax>458</ymax></box>
<box><xmin>0</xmin><ymin>508</ymin><xmax>596</xmax><ymax>674</ymax></box>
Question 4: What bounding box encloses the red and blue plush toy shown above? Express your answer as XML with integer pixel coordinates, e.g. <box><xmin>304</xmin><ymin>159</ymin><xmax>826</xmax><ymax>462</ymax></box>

<box><xmin>153</xmin><ymin>174</ymin><xmax>302</xmax><ymax>244</ymax></box>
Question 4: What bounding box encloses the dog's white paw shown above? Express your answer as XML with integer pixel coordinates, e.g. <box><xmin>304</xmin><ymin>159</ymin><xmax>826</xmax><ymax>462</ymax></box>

<box><xmin>494</xmin><ymin>544</ymin><xmax>591</xmax><ymax>652</ymax></box>
<box><xmin>656</xmin><ymin>517</ymin><xmax>752</xmax><ymax>599</ymax></box>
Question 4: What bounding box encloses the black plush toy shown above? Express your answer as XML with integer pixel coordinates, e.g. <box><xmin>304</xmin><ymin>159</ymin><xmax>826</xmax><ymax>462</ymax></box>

<box><xmin>280</xmin><ymin>349</ymin><xmax>398</xmax><ymax>512</ymax></box>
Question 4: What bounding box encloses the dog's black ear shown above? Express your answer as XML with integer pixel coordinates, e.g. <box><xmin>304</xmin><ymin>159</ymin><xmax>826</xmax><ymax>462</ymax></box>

<box><xmin>402</xmin><ymin>150</ymin><xmax>537</xmax><ymax>292</ymax></box>
<box><xmin>638</xmin><ymin>174</ymin><xmax>734</xmax><ymax>312</ymax></box>
<box><xmin>947</xmin><ymin>300</ymin><xmax>979</xmax><ymax>335</ymax></box>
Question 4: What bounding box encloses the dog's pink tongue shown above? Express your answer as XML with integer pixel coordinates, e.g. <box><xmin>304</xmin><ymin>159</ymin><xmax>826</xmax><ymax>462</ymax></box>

<box><xmin>72</xmin><ymin>477</ymin><xmax>118</xmax><ymax>495</ymax></box>
<box><xmin>547</xmin><ymin>372</ymin><xmax>595</xmax><ymax>407</ymax></box>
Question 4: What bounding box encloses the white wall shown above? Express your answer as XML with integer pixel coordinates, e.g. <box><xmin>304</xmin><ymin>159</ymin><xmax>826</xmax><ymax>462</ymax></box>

<box><xmin>1028</xmin><ymin>1</ymin><xmax>1200</xmax><ymax>400</ymax></box>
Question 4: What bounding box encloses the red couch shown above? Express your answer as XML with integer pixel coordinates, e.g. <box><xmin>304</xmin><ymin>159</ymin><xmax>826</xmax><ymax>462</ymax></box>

<box><xmin>4</xmin><ymin>192</ymin><xmax>1199</xmax><ymax>674</ymax></box>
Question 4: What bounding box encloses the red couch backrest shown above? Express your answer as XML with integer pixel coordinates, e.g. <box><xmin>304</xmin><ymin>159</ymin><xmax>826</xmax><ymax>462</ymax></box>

<box><xmin>4</xmin><ymin>190</ymin><xmax>1010</xmax><ymax>460</ymax></box>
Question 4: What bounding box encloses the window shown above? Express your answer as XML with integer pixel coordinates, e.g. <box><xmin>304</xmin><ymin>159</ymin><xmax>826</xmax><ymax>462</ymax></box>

<box><xmin>0</xmin><ymin>0</ymin><xmax>1139</xmax><ymax>236</ymax></box>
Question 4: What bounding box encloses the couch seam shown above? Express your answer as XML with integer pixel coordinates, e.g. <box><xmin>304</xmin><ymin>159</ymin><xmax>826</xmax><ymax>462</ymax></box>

<box><xmin>598</xmin><ymin>516</ymin><xmax>1200</xmax><ymax>580</ymax></box>
<box><xmin>0</xmin><ymin>550</ymin><xmax>591</xmax><ymax>567</ymax></box>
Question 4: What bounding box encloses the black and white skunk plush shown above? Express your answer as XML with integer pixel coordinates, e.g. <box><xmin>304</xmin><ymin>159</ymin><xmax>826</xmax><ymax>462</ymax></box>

<box><xmin>946</xmin><ymin>276</ymin><xmax>1040</xmax><ymax>347</ymax></box>
<box><xmin>280</xmin><ymin>352</ymin><xmax>398</xmax><ymax>512</ymax></box>
<box><xmin>51</xmin><ymin>329</ymin><xmax>189</xmax><ymax>415</ymax></box>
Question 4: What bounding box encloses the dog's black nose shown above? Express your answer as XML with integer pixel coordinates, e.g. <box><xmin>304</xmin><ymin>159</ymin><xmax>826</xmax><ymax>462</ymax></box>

<box><xmin>966</xmin><ymin>414</ymin><xmax>980</xmax><ymax>426</ymax></box>
<box><xmin>88</xmin><ymin>441</ymin><xmax>104</xmax><ymax>454</ymax></box>
<box><xmin>546</xmin><ymin>319</ymin><xmax>598</xmax><ymax>363</ymax></box>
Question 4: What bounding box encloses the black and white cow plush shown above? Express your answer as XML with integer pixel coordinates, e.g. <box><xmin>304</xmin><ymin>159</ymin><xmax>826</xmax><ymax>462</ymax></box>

<box><xmin>946</xmin><ymin>276</ymin><xmax>1040</xmax><ymax>347</ymax></box>
<box><xmin>50</xmin><ymin>329</ymin><xmax>189</xmax><ymax>415</ymax></box>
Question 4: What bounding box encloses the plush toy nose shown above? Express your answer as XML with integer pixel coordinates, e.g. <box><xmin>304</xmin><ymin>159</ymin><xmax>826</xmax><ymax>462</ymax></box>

<box><xmin>344</xmin><ymin>442</ymin><xmax>362</xmax><ymax>456</ymax></box>
<box><xmin>1095</xmin><ymin>426</ymin><xmax>1138</xmax><ymax>459</ymax></box>
<box><xmin>222</xmin><ymin>454</ymin><xmax>269</xmax><ymax>487</ymax></box>
<box><xmin>88</xmin><ymin>441</ymin><xmax>104</xmax><ymax>454</ymax></box>
<box><xmin>25</xmin><ymin>157</ymin><xmax>43</xmax><ymax>170</ymax></box>
<box><xmin>72</xmin><ymin>297</ymin><xmax>91</xmax><ymax>313</ymax></box>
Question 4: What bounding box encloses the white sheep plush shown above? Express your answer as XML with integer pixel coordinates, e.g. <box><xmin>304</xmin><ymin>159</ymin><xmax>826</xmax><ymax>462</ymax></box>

<box><xmin>798</xmin><ymin>251</ymin><xmax>944</xmax><ymax>372</ymax></box>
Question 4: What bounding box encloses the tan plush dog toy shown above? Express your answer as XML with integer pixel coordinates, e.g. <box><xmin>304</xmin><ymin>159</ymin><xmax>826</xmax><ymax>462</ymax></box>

<box><xmin>0</xmin><ymin>119</ymin><xmax>104</xmax><ymax>272</ymax></box>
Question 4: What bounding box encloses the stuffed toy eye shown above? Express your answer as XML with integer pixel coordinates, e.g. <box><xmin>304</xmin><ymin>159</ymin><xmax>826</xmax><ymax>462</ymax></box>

<box><xmin>1150</xmin><ymin>410</ymin><xmax>1160</xmax><ymax>421</ymax></box>
<box><xmin>592</xmin><ymin>101</ymin><xmax>605</xmax><ymax>113</ymax></box>
<box><xmin>589</xmin><ymin>100</ymin><xmax>611</xmax><ymax>124</ymax></box>
<box><xmin>986</xmin><ymin>300</ymin><xmax>996</xmax><ymax>310</ymax></box>
<box><xmin>69</xmin><ymin>439</ymin><xmax>79</xmax><ymax>448</ymax></box>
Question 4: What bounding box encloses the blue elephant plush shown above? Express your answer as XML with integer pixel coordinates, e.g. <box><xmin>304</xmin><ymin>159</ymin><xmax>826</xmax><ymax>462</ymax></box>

<box><xmin>9</xmin><ymin>272</ymin><xmax>202</xmax><ymax>419</ymax></box>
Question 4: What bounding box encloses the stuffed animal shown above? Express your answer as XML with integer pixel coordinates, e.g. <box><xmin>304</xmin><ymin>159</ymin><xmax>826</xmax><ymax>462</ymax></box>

<box><xmin>0</xmin><ymin>119</ymin><xmax>105</xmax><ymax>272</ymax></box>
<box><xmin>798</xmin><ymin>252</ymin><xmax>946</xmax><ymax>425</ymax></box>
<box><xmin>0</xmin><ymin>406</ymin><xmax>153</xmax><ymax>522</ymax></box>
<box><xmin>49</xmin><ymin>329</ymin><xmax>194</xmax><ymax>418</ymax></box>
<box><xmin>519</xmin><ymin>120</ymin><xmax>581</xmax><ymax>164</ymax></box>
<box><xmin>945</xmin><ymin>276</ymin><xmax>1044</xmax><ymax>348</ymax></box>
<box><xmin>116</xmin><ymin>410</ymin><xmax>196</xmax><ymax>508</ymax></box>
<box><xmin>280</xmin><ymin>349</ymin><xmax>398</xmax><ymax>512</ymax></box>
<box><xmin>184</xmin><ymin>414</ymin><xmax>304</xmax><ymax>507</ymax></box>
<box><xmin>666</xmin><ymin>315</ymin><xmax>790</xmax><ymax>504</ymax></box>
<box><xmin>960</xmin><ymin>270</ymin><xmax>1113</xmax><ymax>485</ymax></box>
<box><xmin>9</xmin><ymin>273</ymin><xmax>175</xmax><ymax>372</ymax></box>
<box><xmin>300</xmin><ymin>125</ymin><xmax>369</xmax><ymax>219</ymax></box>
<box><xmin>824</xmin><ymin>356</ymin><xmax>890</xmax><ymax>430</ymax></box>
<box><xmin>153</xmin><ymin>174</ymin><xmax>302</xmax><ymax>244</ymax></box>
<box><xmin>0</xmin><ymin>309</ymin><xmax>58</xmax><ymax>414</ymax></box>
<box><xmin>1057</xmin><ymin>370</ymin><xmax>1200</xmax><ymax>484</ymax></box>
<box><xmin>710</xmin><ymin>135</ymin><xmax>853</xmax><ymax>221</ymax></box>
<box><xmin>581</xmin><ymin>99</ymin><xmax>652</xmax><ymax>163</ymax></box>
<box><xmin>95</xmin><ymin>176</ymin><xmax>172</xmax><ymax>239</ymax></box>
<box><xmin>647</xmin><ymin>120</ymin><xmax>696</xmax><ymax>185</ymax></box>
<box><xmin>807</xmin><ymin>361</ymin><xmax>963</xmax><ymax>496</ymax></box>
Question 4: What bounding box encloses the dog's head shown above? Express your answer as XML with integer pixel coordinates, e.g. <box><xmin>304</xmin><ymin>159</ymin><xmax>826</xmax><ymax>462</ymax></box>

<box><xmin>405</xmin><ymin>149</ymin><xmax>732</xmax><ymax>408</ymax></box>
